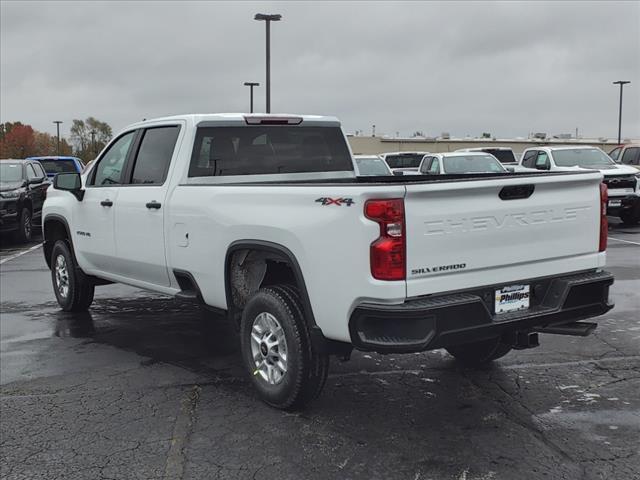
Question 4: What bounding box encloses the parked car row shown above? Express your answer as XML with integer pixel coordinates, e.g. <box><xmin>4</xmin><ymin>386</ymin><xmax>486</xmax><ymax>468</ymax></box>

<box><xmin>0</xmin><ymin>156</ymin><xmax>85</xmax><ymax>242</ymax></box>
<box><xmin>357</xmin><ymin>145</ymin><xmax>640</xmax><ymax>225</ymax></box>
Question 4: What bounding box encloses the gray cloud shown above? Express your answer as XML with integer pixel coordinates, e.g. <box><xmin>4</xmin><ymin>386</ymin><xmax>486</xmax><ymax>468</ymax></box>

<box><xmin>1</xmin><ymin>0</ymin><xmax>638</xmax><ymax>140</ymax></box>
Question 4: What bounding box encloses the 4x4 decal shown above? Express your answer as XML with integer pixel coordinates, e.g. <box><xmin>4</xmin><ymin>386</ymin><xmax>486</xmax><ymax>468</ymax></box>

<box><xmin>315</xmin><ymin>197</ymin><xmax>355</xmax><ymax>207</ymax></box>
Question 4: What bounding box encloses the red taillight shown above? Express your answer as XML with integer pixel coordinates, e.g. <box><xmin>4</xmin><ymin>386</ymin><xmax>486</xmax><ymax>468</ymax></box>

<box><xmin>365</xmin><ymin>199</ymin><xmax>405</xmax><ymax>281</ymax></box>
<box><xmin>599</xmin><ymin>182</ymin><xmax>608</xmax><ymax>252</ymax></box>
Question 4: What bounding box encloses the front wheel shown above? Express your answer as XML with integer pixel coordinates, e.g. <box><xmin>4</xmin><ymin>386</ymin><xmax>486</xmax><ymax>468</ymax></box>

<box><xmin>51</xmin><ymin>240</ymin><xmax>95</xmax><ymax>312</ymax></box>
<box><xmin>16</xmin><ymin>208</ymin><xmax>32</xmax><ymax>243</ymax></box>
<box><xmin>446</xmin><ymin>337</ymin><xmax>512</xmax><ymax>367</ymax></box>
<box><xmin>620</xmin><ymin>206</ymin><xmax>640</xmax><ymax>225</ymax></box>
<box><xmin>240</xmin><ymin>285</ymin><xmax>329</xmax><ymax>410</ymax></box>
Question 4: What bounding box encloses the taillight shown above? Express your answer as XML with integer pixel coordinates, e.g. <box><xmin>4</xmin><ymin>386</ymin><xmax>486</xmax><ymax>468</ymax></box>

<box><xmin>365</xmin><ymin>199</ymin><xmax>405</xmax><ymax>281</ymax></box>
<box><xmin>599</xmin><ymin>182</ymin><xmax>608</xmax><ymax>252</ymax></box>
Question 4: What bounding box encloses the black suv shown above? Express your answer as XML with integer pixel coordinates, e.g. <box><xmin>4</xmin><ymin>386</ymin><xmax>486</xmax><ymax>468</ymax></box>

<box><xmin>0</xmin><ymin>159</ymin><xmax>50</xmax><ymax>242</ymax></box>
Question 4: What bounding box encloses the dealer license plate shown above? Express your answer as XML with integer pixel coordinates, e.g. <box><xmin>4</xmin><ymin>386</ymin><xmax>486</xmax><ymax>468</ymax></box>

<box><xmin>608</xmin><ymin>199</ymin><xmax>622</xmax><ymax>207</ymax></box>
<box><xmin>495</xmin><ymin>284</ymin><xmax>530</xmax><ymax>314</ymax></box>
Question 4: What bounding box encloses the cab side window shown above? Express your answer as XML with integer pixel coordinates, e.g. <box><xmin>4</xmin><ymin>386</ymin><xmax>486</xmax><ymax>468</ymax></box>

<box><xmin>429</xmin><ymin>158</ymin><xmax>440</xmax><ymax>174</ymax></box>
<box><xmin>521</xmin><ymin>150</ymin><xmax>537</xmax><ymax>168</ymax></box>
<box><xmin>420</xmin><ymin>157</ymin><xmax>433</xmax><ymax>173</ymax></box>
<box><xmin>90</xmin><ymin>131</ymin><xmax>136</xmax><ymax>186</ymax></box>
<box><xmin>26</xmin><ymin>164</ymin><xmax>38</xmax><ymax>180</ymax></box>
<box><xmin>34</xmin><ymin>163</ymin><xmax>47</xmax><ymax>178</ymax></box>
<box><xmin>608</xmin><ymin>146</ymin><xmax>621</xmax><ymax>161</ymax></box>
<box><xmin>535</xmin><ymin>152</ymin><xmax>550</xmax><ymax>170</ymax></box>
<box><xmin>621</xmin><ymin>147</ymin><xmax>639</xmax><ymax>166</ymax></box>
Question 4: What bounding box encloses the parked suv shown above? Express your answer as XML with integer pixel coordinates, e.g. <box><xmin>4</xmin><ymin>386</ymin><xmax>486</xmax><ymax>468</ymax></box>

<box><xmin>0</xmin><ymin>159</ymin><xmax>49</xmax><ymax>242</ymax></box>
<box><xmin>26</xmin><ymin>156</ymin><xmax>84</xmax><ymax>179</ymax></box>
<box><xmin>519</xmin><ymin>146</ymin><xmax>640</xmax><ymax>225</ymax></box>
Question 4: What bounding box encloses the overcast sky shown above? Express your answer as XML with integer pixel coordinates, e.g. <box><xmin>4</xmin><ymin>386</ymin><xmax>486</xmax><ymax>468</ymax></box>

<box><xmin>1</xmin><ymin>1</ymin><xmax>639</xmax><ymax>140</ymax></box>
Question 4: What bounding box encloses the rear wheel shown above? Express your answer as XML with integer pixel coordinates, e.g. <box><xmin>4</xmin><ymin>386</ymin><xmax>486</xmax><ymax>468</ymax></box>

<box><xmin>240</xmin><ymin>284</ymin><xmax>329</xmax><ymax>410</ymax></box>
<box><xmin>16</xmin><ymin>208</ymin><xmax>32</xmax><ymax>243</ymax></box>
<box><xmin>51</xmin><ymin>240</ymin><xmax>95</xmax><ymax>312</ymax></box>
<box><xmin>446</xmin><ymin>337</ymin><xmax>512</xmax><ymax>367</ymax></box>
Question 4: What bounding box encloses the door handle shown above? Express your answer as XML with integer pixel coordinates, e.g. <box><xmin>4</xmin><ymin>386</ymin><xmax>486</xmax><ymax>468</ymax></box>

<box><xmin>146</xmin><ymin>201</ymin><xmax>161</xmax><ymax>210</ymax></box>
<box><xmin>100</xmin><ymin>199</ymin><xmax>113</xmax><ymax>207</ymax></box>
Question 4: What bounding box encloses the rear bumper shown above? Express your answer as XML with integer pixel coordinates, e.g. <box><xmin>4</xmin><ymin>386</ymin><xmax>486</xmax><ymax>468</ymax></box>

<box><xmin>349</xmin><ymin>270</ymin><xmax>614</xmax><ymax>353</ymax></box>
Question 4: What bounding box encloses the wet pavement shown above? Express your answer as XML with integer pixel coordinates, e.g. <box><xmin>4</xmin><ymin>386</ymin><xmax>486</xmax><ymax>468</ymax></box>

<box><xmin>0</xmin><ymin>220</ymin><xmax>638</xmax><ymax>480</ymax></box>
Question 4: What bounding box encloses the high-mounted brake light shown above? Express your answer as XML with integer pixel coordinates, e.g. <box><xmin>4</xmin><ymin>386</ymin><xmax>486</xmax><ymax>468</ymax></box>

<box><xmin>599</xmin><ymin>183</ymin><xmax>608</xmax><ymax>252</ymax></box>
<box><xmin>365</xmin><ymin>199</ymin><xmax>405</xmax><ymax>281</ymax></box>
<box><xmin>244</xmin><ymin>116</ymin><xmax>303</xmax><ymax>125</ymax></box>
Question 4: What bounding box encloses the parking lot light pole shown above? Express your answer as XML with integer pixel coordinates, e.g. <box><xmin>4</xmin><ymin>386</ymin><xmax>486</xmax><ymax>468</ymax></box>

<box><xmin>243</xmin><ymin>82</ymin><xmax>260</xmax><ymax>113</ymax></box>
<box><xmin>53</xmin><ymin>120</ymin><xmax>63</xmax><ymax>155</ymax></box>
<box><xmin>613</xmin><ymin>81</ymin><xmax>631</xmax><ymax>144</ymax></box>
<box><xmin>254</xmin><ymin>13</ymin><xmax>281</xmax><ymax>113</ymax></box>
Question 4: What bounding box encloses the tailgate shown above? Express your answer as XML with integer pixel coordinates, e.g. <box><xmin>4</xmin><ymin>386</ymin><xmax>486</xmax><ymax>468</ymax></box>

<box><xmin>404</xmin><ymin>172</ymin><xmax>604</xmax><ymax>298</ymax></box>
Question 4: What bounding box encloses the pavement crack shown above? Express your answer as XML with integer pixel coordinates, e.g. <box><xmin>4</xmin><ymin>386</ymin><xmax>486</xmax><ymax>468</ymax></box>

<box><xmin>162</xmin><ymin>385</ymin><xmax>201</xmax><ymax>480</ymax></box>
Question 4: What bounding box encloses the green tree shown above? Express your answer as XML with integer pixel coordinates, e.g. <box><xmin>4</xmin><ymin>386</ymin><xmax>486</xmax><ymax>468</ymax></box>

<box><xmin>70</xmin><ymin>117</ymin><xmax>113</xmax><ymax>161</ymax></box>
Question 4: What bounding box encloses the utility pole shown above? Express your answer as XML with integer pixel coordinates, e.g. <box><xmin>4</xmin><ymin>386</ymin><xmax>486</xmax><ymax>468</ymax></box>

<box><xmin>243</xmin><ymin>82</ymin><xmax>260</xmax><ymax>113</ymax></box>
<box><xmin>372</xmin><ymin>125</ymin><xmax>376</xmax><ymax>137</ymax></box>
<box><xmin>613</xmin><ymin>81</ymin><xmax>631</xmax><ymax>144</ymax></box>
<box><xmin>53</xmin><ymin>121</ymin><xmax>63</xmax><ymax>155</ymax></box>
<box><xmin>90</xmin><ymin>130</ymin><xmax>96</xmax><ymax>157</ymax></box>
<box><xmin>254</xmin><ymin>13</ymin><xmax>282</xmax><ymax>113</ymax></box>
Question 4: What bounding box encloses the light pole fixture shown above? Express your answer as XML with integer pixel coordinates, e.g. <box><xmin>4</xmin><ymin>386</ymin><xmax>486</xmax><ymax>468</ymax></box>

<box><xmin>53</xmin><ymin>120</ymin><xmax>63</xmax><ymax>155</ymax></box>
<box><xmin>254</xmin><ymin>13</ymin><xmax>282</xmax><ymax>113</ymax></box>
<box><xmin>243</xmin><ymin>82</ymin><xmax>260</xmax><ymax>113</ymax></box>
<box><xmin>613</xmin><ymin>81</ymin><xmax>631</xmax><ymax>144</ymax></box>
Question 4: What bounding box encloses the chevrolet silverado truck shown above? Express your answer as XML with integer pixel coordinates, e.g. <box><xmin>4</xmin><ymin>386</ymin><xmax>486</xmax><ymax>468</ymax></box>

<box><xmin>519</xmin><ymin>145</ymin><xmax>640</xmax><ymax>224</ymax></box>
<box><xmin>42</xmin><ymin>114</ymin><xmax>614</xmax><ymax>409</ymax></box>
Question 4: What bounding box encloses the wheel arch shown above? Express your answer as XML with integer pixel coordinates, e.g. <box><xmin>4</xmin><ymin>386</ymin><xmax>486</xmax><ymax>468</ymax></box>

<box><xmin>43</xmin><ymin>214</ymin><xmax>73</xmax><ymax>269</ymax></box>
<box><xmin>224</xmin><ymin>240</ymin><xmax>318</xmax><ymax>330</ymax></box>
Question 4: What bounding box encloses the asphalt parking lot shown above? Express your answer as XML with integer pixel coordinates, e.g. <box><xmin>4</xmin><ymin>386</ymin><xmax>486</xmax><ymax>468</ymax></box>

<box><xmin>0</xmin><ymin>220</ymin><xmax>638</xmax><ymax>480</ymax></box>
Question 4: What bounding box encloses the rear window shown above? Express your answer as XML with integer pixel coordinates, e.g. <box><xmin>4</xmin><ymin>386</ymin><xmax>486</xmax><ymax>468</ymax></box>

<box><xmin>443</xmin><ymin>155</ymin><xmax>506</xmax><ymax>174</ymax></box>
<box><xmin>481</xmin><ymin>149</ymin><xmax>516</xmax><ymax>164</ymax></box>
<box><xmin>553</xmin><ymin>148</ymin><xmax>615</xmax><ymax>167</ymax></box>
<box><xmin>188</xmin><ymin>126</ymin><xmax>353</xmax><ymax>177</ymax></box>
<box><xmin>384</xmin><ymin>154</ymin><xmax>424</xmax><ymax>169</ymax></box>
<box><xmin>355</xmin><ymin>157</ymin><xmax>391</xmax><ymax>176</ymax></box>
<box><xmin>38</xmin><ymin>159</ymin><xmax>78</xmax><ymax>174</ymax></box>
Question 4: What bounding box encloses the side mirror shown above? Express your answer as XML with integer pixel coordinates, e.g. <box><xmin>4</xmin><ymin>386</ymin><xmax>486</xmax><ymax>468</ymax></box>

<box><xmin>53</xmin><ymin>173</ymin><xmax>84</xmax><ymax>201</ymax></box>
<box><xmin>393</xmin><ymin>170</ymin><xmax>404</xmax><ymax>176</ymax></box>
<box><xmin>28</xmin><ymin>176</ymin><xmax>45</xmax><ymax>185</ymax></box>
<box><xmin>506</xmin><ymin>167</ymin><xmax>515</xmax><ymax>173</ymax></box>
<box><xmin>536</xmin><ymin>163</ymin><xmax>550</xmax><ymax>171</ymax></box>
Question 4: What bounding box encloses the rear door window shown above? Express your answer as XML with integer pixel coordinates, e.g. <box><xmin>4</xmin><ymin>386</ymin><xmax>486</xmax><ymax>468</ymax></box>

<box><xmin>129</xmin><ymin>126</ymin><xmax>181</xmax><ymax>185</ymax></box>
<box><xmin>189</xmin><ymin>126</ymin><xmax>352</xmax><ymax>177</ymax></box>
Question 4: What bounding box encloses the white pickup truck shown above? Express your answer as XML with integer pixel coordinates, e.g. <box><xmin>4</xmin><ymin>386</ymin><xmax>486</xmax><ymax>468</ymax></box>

<box><xmin>519</xmin><ymin>146</ymin><xmax>640</xmax><ymax>224</ymax></box>
<box><xmin>43</xmin><ymin>114</ymin><xmax>614</xmax><ymax>409</ymax></box>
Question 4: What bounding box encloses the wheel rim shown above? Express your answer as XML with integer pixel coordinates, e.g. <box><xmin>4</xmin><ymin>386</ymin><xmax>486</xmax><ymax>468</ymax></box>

<box><xmin>54</xmin><ymin>254</ymin><xmax>70</xmax><ymax>299</ymax></box>
<box><xmin>250</xmin><ymin>312</ymin><xmax>288</xmax><ymax>385</ymax></box>
<box><xmin>23</xmin><ymin>212</ymin><xmax>31</xmax><ymax>238</ymax></box>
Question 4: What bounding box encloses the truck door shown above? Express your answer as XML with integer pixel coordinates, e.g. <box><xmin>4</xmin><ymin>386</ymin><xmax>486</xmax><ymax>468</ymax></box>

<box><xmin>111</xmin><ymin>125</ymin><xmax>182</xmax><ymax>287</ymax></box>
<box><xmin>73</xmin><ymin>131</ymin><xmax>136</xmax><ymax>273</ymax></box>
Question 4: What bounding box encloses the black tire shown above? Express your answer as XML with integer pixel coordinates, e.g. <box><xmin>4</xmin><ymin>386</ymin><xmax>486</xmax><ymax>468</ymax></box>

<box><xmin>620</xmin><ymin>207</ymin><xmax>640</xmax><ymax>225</ymax></box>
<box><xmin>15</xmin><ymin>207</ymin><xmax>32</xmax><ymax>243</ymax></box>
<box><xmin>50</xmin><ymin>240</ymin><xmax>95</xmax><ymax>312</ymax></box>
<box><xmin>446</xmin><ymin>337</ymin><xmax>512</xmax><ymax>367</ymax></box>
<box><xmin>240</xmin><ymin>284</ymin><xmax>329</xmax><ymax>410</ymax></box>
